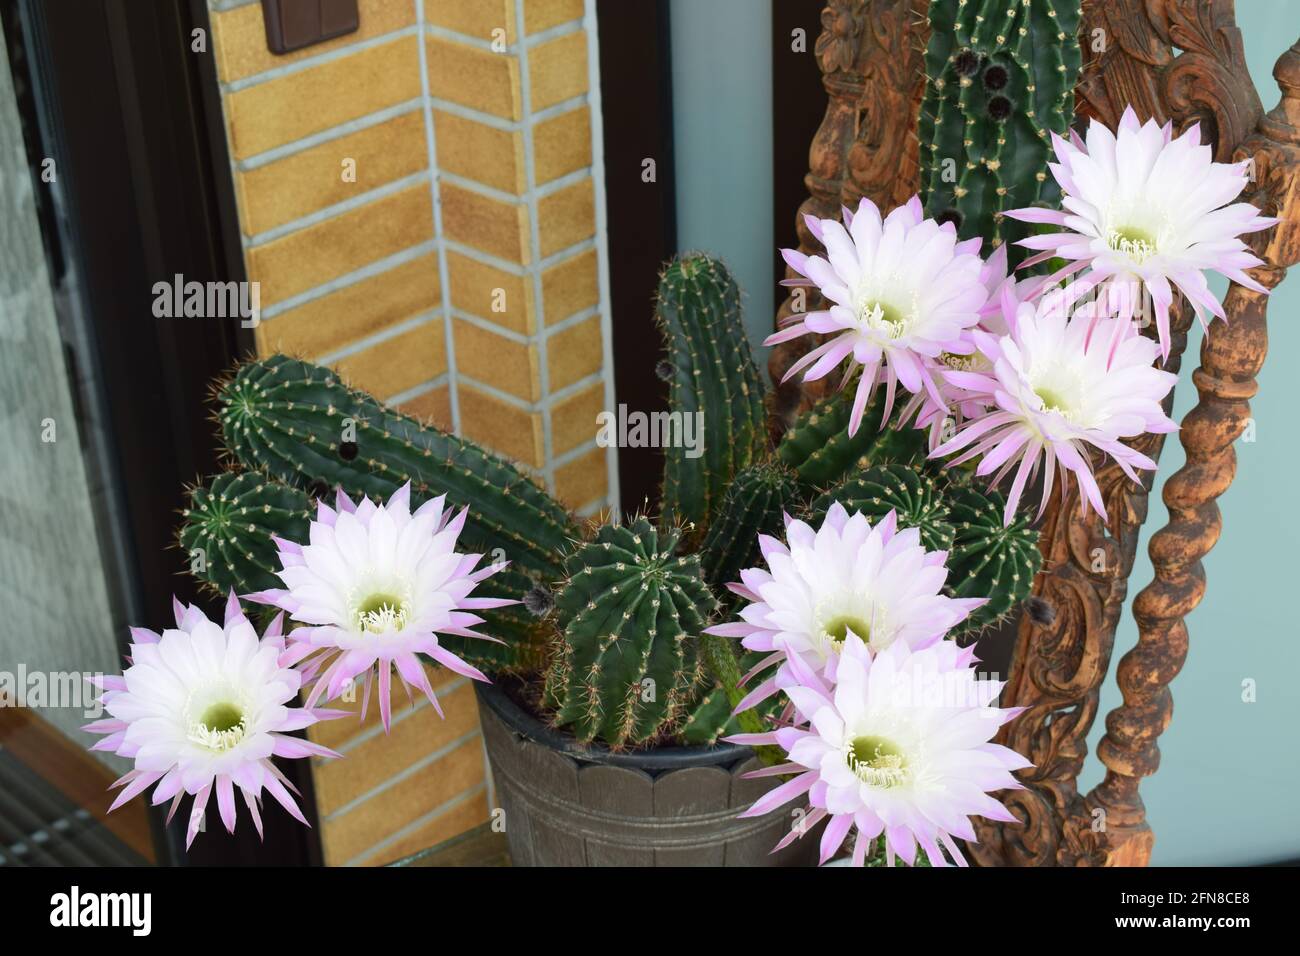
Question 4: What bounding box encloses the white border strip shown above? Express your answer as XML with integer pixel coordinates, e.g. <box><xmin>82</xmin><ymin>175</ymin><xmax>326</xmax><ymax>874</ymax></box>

<box><xmin>583</xmin><ymin>0</ymin><xmax>621</xmax><ymax>516</ymax></box>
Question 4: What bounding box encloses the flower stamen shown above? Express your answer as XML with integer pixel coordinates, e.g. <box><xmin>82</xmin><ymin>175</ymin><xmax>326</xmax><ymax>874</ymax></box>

<box><xmin>185</xmin><ymin>694</ymin><xmax>251</xmax><ymax>752</ymax></box>
<box><xmin>1106</xmin><ymin>225</ymin><xmax>1158</xmax><ymax>264</ymax></box>
<box><xmin>353</xmin><ymin>590</ymin><xmax>411</xmax><ymax>634</ymax></box>
<box><xmin>846</xmin><ymin>735</ymin><xmax>910</xmax><ymax>788</ymax></box>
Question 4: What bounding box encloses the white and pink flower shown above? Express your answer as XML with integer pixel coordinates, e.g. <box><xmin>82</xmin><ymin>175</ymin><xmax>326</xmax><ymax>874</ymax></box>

<box><xmin>247</xmin><ymin>483</ymin><xmax>515</xmax><ymax>730</ymax></box>
<box><xmin>727</xmin><ymin>633</ymin><xmax>1029</xmax><ymax>866</ymax></box>
<box><xmin>84</xmin><ymin>594</ymin><xmax>342</xmax><ymax>848</ymax></box>
<box><xmin>1004</xmin><ymin>106</ymin><xmax>1277</xmax><ymax>359</ymax></box>
<box><xmin>770</xmin><ymin>196</ymin><xmax>989</xmax><ymax>435</ymax></box>
<box><xmin>704</xmin><ymin>503</ymin><xmax>983</xmax><ymax>714</ymax></box>
<box><xmin>931</xmin><ymin>289</ymin><xmax>1178</xmax><ymax>525</ymax></box>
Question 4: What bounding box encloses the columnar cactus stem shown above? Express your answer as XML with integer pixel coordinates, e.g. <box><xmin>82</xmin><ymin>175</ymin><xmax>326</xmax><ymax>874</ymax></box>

<box><xmin>216</xmin><ymin>355</ymin><xmax>577</xmax><ymax>583</ymax></box>
<box><xmin>919</xmin><ymin>0</ymin><xmax>1082</xmax><ymax>258</ymax></box>
<box><xmin>656</xmin><ymin>254</ymin><xmax>768</xmax><ymax>541</ymax></box>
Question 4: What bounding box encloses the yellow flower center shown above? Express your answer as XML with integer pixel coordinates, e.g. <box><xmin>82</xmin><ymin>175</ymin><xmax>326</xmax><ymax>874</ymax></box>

<box><xmin>185</xmin><ymin>692</ymin><xmax>251</xmax><ymax>752</ymax></box>
<box><xmin>1107</xmin><ymin>225</ymin><xmax>1158</xmax><ymax>263</ymax></box>
<box><xmin>847</xmin><ymin>735</ymin><xmax>910</xmax><ymax>788</ymax></box>
<box><xmin>354</xmin><ymin>591</ymin><xmax>410</xmax><ymax>634</ymax></box>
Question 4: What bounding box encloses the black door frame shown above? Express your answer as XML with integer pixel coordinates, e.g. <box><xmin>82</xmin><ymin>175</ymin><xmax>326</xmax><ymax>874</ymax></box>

<box><xmin>3</xmin><ymin>0</ymin><xmax>320</xmax><ymax>866</ymax></box>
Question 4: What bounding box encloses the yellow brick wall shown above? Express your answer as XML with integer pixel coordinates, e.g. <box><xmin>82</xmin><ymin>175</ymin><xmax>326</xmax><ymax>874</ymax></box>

<box><xmin>206</xmin><ymin>0</ymin><xmax>613</xmax><ymax>865</ymax></box>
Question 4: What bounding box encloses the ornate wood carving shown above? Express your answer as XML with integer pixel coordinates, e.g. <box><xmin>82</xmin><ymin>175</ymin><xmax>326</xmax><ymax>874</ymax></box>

<box><xmin>780</xmin><ymin>2</ymin><xmax>1300</xmax><ymax>865</ymax></box>
<box><xmin>769</xmin><ymin>0</ymin><xmax>928</xmax><ymax>426</ymax></box>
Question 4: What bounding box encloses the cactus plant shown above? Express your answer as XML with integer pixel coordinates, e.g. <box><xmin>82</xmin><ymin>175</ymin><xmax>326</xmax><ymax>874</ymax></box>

<box><xmin>943</xmin><ymin>484</ymin><xmax>1043</xmax><ymax>637</ymax></box>
<box><xmin>177</xmin><ymin>470</ymin><xmax>312</xmax><ymax>597</ymax></box>
<box><xmin>919</xmin><ymin>0</ymin><xmax>1082</xmax><ymax>259</ymax></box>
<box><xmin>699</xmin><ymin>462</ymin><xmax>801</xmax><ymax>598</ymax></box>
<box><xmin>776</xmin><ymin>390</ymin><xmax>926</xmax><ymax>488</ymax></box>
<box><xmin>656</xmin><ymin>254</ymin><xmax>768</xmax><ymax>541</ymax></box>
<box><xmin>178</xmin><ymin>471</ymin><xmax>548</xmax><ymax>672</ymax></box>
<box><xmin>810</xmin><ymin>465</ymin><xmax>955</xmax><ymax>554</ymax></box>
<box><xmin>216</xmin><ymin>355</ymin><xmax>577</xmax><ymax>583</ymax></box>
<box><xmin>542</xmin><ymin>519</ymin><xmax>714</xmax><ymax>747</ymax></box>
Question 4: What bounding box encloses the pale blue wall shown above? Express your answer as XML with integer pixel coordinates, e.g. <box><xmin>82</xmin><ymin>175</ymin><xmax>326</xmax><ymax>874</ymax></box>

<box><xmin>669</xmin><ymin>0</ymin><xmax>774</xmax><ymax>371</ymax></box>
<box><xmin>669</xmin><ymin>1</ymin><xmax>1300</xmax><ymax>865</ymax></box>
<box><xmin>1079</xmin><ymin>3</ymin><xmax>1300</xmax><ymax>866</ymax></box>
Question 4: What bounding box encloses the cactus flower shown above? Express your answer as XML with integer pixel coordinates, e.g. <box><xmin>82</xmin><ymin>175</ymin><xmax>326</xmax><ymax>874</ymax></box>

<box><xmin>704</xmin><ymin>503</ymin><xmax>984</xmax><ymax>714</ymax></box>
<box><xmin>726</xmin><ymin>633</ymin><xmax>1029</xmax><ymax>866</ymax></box>
<box><xmin>1004</xmin><ymin>106</ymin><xmax>1277</xmax><ymax>359</ymax></box>
<box><xmin>770</xmin><ymin>196</ymin><xmax>989</xmax><ymax>436</ymax></box>
<box><xmin>83</xmin><ymin>594</ymin><xmax>343</xmax><ymax>848</ymax></box>
<box><xmin>931</xmin><ymin>288</ymin><xmax>1178</xmax><ymax>525</ymax></box>
<box><xmin>246</xmin><ymin>482</ymin><xmax>516</xmax><ymax>730</ymax></box>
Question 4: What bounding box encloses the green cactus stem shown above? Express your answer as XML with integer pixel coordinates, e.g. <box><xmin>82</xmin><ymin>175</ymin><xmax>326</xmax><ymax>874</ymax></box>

<box><xmin>178</xmin><ymin>470</ymin><xmax>312</xmax><ymax>597</ymax></box>
<box><xmin>810</xmin><ymin>465</ymin><xmax>955</xmax><ymax>554</ymax></box>
<box><xmin>699</xmin><ymin>462</ymin><xmax>801</xmax><ymax>598</ymax></box>
<box><xmin>943</xmin><ymin>484</ymin><xmax>1042</xmax><ymax>637</ymax></box>
<box><xmin>543</xmin><ymin>519</ymin><xmax>714</xmax><ymax>748</ymax></box>
<box><xmin>656</xmin><ymin>254</ymin><xmax>768</xmax><ymax>542</ymax></box>
<box><xmin>216</xmin><ymin>355</ymin><xmax>577</xmax><ymax>584</ymax></box>
<box><xmin>919</xmin><ymin>0</ymin><xmax>1082</xmax><ymax>261</ymax></box>
<box><xmin>775</xmin><ymin>391</ymin><xmax>927</xmax><ymax>489</ymax></box>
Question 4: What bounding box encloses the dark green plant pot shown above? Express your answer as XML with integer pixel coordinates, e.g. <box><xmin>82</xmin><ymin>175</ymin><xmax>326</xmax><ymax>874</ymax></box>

<box><xmin>475</xmin><ymin>680</ymin><xmax>819</xmax><ymax>867</ymax></box>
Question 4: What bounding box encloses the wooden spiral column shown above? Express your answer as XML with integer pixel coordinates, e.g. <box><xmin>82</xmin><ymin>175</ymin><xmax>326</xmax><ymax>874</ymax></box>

<box><xmin>1086</xmin><ymin>41</ymin><xmax>1300</xmax><ymax>867</ymax></box>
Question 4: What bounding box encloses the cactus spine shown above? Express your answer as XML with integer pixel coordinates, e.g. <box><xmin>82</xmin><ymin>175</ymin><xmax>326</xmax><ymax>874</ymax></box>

<box><xmin>919</xmin><ymin>0</ymin><xmax>1082</xmax><ymax>258</ymax></box>
<box><xmin>656</xmin><ymin>254</ymin><xmax>768</xmax><ymax>541</ymax></box>
<box><xmin>543</xmin><ymin>519</ymin><xmax>714</xmax><ymax>748</ymax></box>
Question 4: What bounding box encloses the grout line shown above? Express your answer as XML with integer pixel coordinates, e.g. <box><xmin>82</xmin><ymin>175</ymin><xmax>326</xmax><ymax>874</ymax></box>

<box><xmin>443</xmin><ymin>235</ymin><xmax>598</xmax><ymax>283</ymax></box>
<box><xmin>550</xmin><ymin>437</ymin><xmax>601</xmax><ymax>472</ymax></box>
<box><xmin>456</xmin><ymin>371</ymin><xmax>541</xmax><ymax>412</ymax></box>
<box><xmin>514</xmin><ymin>0</ymin><xmax>555</xmax><ymax>494</ymax></box>
<box><xmin>314</xmin><ymin>310</ymin><xmax>442</xmax><ymax>365</ymax></box>
<box><xmin>418</xmin><ymin>0</ymin><xmax>461</xmax><ymax>434</ymax></box>
<box><xmin>422</xmin><ymin>18</ymin><xmax>583</xmax><ymax>56</ymax></box>
<box><xmin>576</xmin><ymin>497</ymin><xmax>606</xmax><ymax>518</ymax></box>
<box><xmin>347</xmin><ymin>783</ymin><xmax>488</xmax><ymax>868</ymax></box>
<box><xmin>543</xmin><ymin>304</ymin><xmax>601</xmax><ymax>338</ymax></box>
<box><xmin>425</xmin><ymin>91</ymin><xmax>588</xmax><ymax>134</ymax></box>
<box><xmin>583</xmin><ymin>0</ymin><xmax>621</xmax><ymax>517</ymax></box>
<box><xmin>222</xmin><ymin>25</ymin><xmax>421</xmax><ymax>93</ymax></box>
<box><xmin>450</xmin><ymin>308</ymin><xmax>531</xmax><ymax>346</ymax></box>
<box><xmin>542</xmin><ymin>369</ymin><xmax>604</xmax><ymax>407</ymax></box>
<box><xmin>243</xmin><ymin>171</ymin><xmax>431</xmax><ymax>248</ymax></box>
<box><xmin>230</xmin><ymin>91</ymin><xmax>589</xmax><ymax>174</ymax></box>
<box><xmin>385</xmin><ymin>373</ymin><xmax>451</xmax><ymax>409</ymax></box>
<box><xmin>235</xmin><ymin>100</ymin><xmax>425</xmax><ymax>170</ymax></box>
<box><xmin>439</xmin><ymin>165</ymin><xmax>593</xmax><ymax>210</ymax></box>
<box><xmin>447</xmin><ymin>304</ymin><xmax>598</xmax><ymax>348</ymax></box>
<box><xmin>326</xmin><ymin>728</ymin><xmax>482</xmax><ymax>825</ymax></box>
<box><xmin>259</xmin><ymin>240</ymin><xmax>438</xmax><ymax>320</ymax></box>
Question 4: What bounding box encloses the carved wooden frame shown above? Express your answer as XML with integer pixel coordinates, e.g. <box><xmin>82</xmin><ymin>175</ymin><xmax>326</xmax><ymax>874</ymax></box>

<box><xmin>771</xmin><ymin>0</ymin><xmax>1300</xmax><ymax>865</ymax></box>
